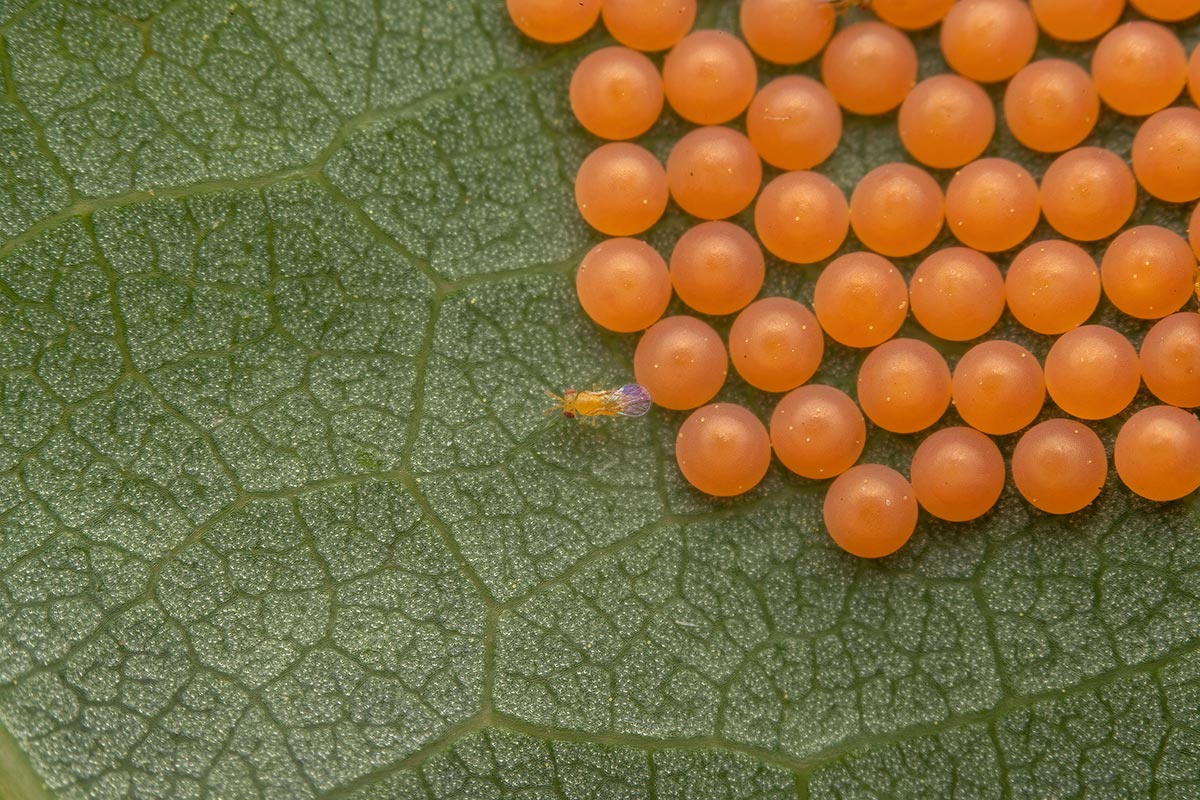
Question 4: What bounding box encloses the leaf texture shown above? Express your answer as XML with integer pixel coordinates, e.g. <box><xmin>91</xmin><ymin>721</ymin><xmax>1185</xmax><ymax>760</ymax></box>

<box><xmin>0</xmin><ymin>1</ymin><xmax>1198</xmax><ymax>798</ymax></box>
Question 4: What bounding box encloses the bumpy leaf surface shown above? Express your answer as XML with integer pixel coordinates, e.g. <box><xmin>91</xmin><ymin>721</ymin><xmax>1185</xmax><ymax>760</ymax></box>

<box><xmin>0</xmin><ymin>1</ymin><xmax>1198</xmax><ymax>798</ymax></box>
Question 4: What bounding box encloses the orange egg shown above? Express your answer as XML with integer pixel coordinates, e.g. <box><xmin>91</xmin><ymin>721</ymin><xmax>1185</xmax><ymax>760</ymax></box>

<box><xmin>910</xmin><ymin>427</ymin><xmax>1006</xmax><ymax>521</ymax></box>
<box><xmin>676</xmin><ymin>403</ymin><xmax>771</xmax><ymax>496</ymax></box>
<box><xmin>754</xmin><ymin>172</ymin><xmax>850</xmax><ymax>265</ymax></box>
<box><xmin>1030</xmin><ymin>0</ymin><xmax>1125</xmax><ymax>42</ymax></box>
<box><xmin>821</xmin><ymin>21</ymin><xmax>919</xmax><ymax>115</ymax></box>
<box><xmin>666</xmin><ymin>126</ymin><xmax>763</xmax><ymax>220</ymax></box>
<box><xmin>909</xmin><ymin>247</ymin><xmax>1005</xmax><ymax>341</ymax></box>
<box><xmin>507</xmin><ymin>0</ymin><xmax>602</xmax><ymax>42</ymax></box>
<box><xmin>1092</xmin><ymin>21</ymin><xmax>1188</xmax><ymax>116</ymax></box>
<box><xmin>575</xmin><ymin>143</ymin><xmax>668</xmax><ymax>236</ymax></box>
<box><xmin>944</xmin><ymin>158</ymin><xmax>1040</xmax><ymax>252</ymax></box>
<box><xmin>663</xmin><ymin>30</ymin><xmax>758</xmax><ymax>124</ymax></box>
<box><xmin>1132</xmin><ymin>107</ymin><xmax>1200</xmax><ymax>203</ymax></box>
<box><xmin>1039</xmin><ymin>147</ymin><xmax>1137</xmax><ymax>241</ymax></box>
<box><xmin>1003</xmin><ymin>59</ymin><xmax>1100</xmax><ymax>153</ymax></box>
<box><xmin>940</xmin><ymin>0</ymin><xmax>1038</xmax><ymax>82</ymax></box>
<box><xmin>849</xmin><ymin>163</ymin><xmax>944</xmax><ymax>257</ymax></box>
<box><xmin>739</xmin><ymin>0</ymin><xmax>836</xmax><ymax>64</ymax></box>
<box><xmin>951</xmin><ymin>340</ymin><xmax>1045</xmax><ymax>435</ymax></box>
<box><xmin>1044</xmin><ymin>324</ymin><xmax>1141</xmax><ymax>419</ymax></box>
<box><xmin>770</xmin><ymin>384</ymin><xmax>866</xmax><ymax>479</ymax></box>
<box><xmin>602</xmin><ymin>0</ymin><xmax>696</xmax><ymax>51</ymax></box>
<box><xmin>1140</xmin><ymin>313</ymin><xmax>1200</xmax><ymax>408</ymax></box>
<box><xmin>813</xmin><ymin>251</ymin><xmax>910</xmax><ymax>348</ymax></box>
<box><xmin>871</xmin><ymin>0</ymin><xmax>956</xmax><ymax>30</ymax></box>
<box><xmin>669</xmin><ymin>221</ymin><xmax>765</xmax><ymax>316</ymax></box>
<box><xmin>634</xmin><ymin>316</ymin><xmax>728</xmax><ymax>410</ymax></box>
<box><xmin>1129</xmin><ymin>0</ymin><xmax>1200</xmax><ymax>20</ymax></box>
<box><xmin>1005</xmin><ymin>239</ymin><xmax>1101</xmax><ymax>335</ymax></box>
<box><xmin>823</xmin><ymin>464</ymin><xmax>918</xmax><ymax>558</ymax></box>
<box><xmin>1189</xmin><ymin>201</ymin><xmax>1200</xmax><ymax>260</ymax></box>
<box><xmin>1100</xmin><ymin>225</ymin><xmax>1196</xmax><ymax>320</ymax></box>
<box><xmin>1012</xmin><ymin>418</ymin><xmax>1108</xmax><ymax>514</ymax></box>
<box><xmin>576</xmin><ymin>238</ymin><xmax>672</xmax><ymax>332</ymax></box>
<box><xmin>856</xmin><ymin>338</ymin><xmax>952</xmax><ymax>434</ymax></box>
<box><xmin>728</xmin><ymin>297</ymin><xmax>824</xmax><ymax>393</ymax></box>
<box><xmin>570</xmin><ymin>47</ymin><xmax>664</xmax><ymax>140</ymax></box>
<box><xmin>746</xmin><ymin>76</ymin><xmax>842</xmax><ymax>170</ymax></box>
<box><xmin>1114</xmin><ymin>405</ymin><xmax>1200</xmax><ymax>502</ymax></box>
<box><xmin>898</xmin><ymin>74</ymin><xmax>995</xmax><ymax>169</ymax></box>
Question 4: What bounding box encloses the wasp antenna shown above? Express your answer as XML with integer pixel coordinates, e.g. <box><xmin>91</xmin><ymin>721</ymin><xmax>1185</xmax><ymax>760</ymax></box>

<box><xmin>544</xmin><ymin>390</ymin><xmax>566</xmax><ymax>417</ymax></box>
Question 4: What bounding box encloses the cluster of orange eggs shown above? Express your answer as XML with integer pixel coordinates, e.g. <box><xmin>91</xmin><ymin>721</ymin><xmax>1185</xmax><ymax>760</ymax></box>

<box><xmin>506</xmin><ymin>0</ymin><xmax>1200</xmax><ymax>558</ymax></box>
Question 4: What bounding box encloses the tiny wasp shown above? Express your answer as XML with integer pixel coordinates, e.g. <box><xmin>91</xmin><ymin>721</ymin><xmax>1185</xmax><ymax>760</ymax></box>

<box><xmin>545</xmin><ymin>384</ymin><xmax>652</xmax><ymax>425</ymax></box>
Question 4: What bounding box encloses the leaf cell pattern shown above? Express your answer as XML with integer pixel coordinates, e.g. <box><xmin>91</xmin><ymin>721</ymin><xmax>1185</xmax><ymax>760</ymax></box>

<box><xmin>0</xmin><ymin>0</ymin><xmax>1198</xmax><ymax>798</ymax></box>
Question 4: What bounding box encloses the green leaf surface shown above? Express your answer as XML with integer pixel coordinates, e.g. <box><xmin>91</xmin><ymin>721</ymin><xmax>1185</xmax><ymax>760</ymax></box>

<box><xmin>0</xmin><ymin>0</ymin><xmax>1198</xmax><ymax>797</ymax></box>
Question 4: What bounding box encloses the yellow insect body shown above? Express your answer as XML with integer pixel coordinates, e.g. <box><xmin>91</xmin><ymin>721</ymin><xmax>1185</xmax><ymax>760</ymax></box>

<box><xmin>545</xmin><ymin>384</ymin><xmax>652</xmax><ymax>425</ymax></box>
<box><xmin>577</xmin><ymin>390</ymin><xmax>620</xmax><ymax>417</ymax></box>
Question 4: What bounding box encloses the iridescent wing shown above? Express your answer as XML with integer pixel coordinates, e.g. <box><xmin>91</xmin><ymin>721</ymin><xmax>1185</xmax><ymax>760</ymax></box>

<box><xmin>609</xmin><ymin>383</ymin><xmax>652</xmax><ymax>417</ymax></box>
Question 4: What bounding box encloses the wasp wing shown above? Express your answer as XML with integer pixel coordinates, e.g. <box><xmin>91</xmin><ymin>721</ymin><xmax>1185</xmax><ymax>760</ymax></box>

<box><xmin>610</xmin><ymin>383</ymin><xmax>652</xmax><ymax>417</ymax></box>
